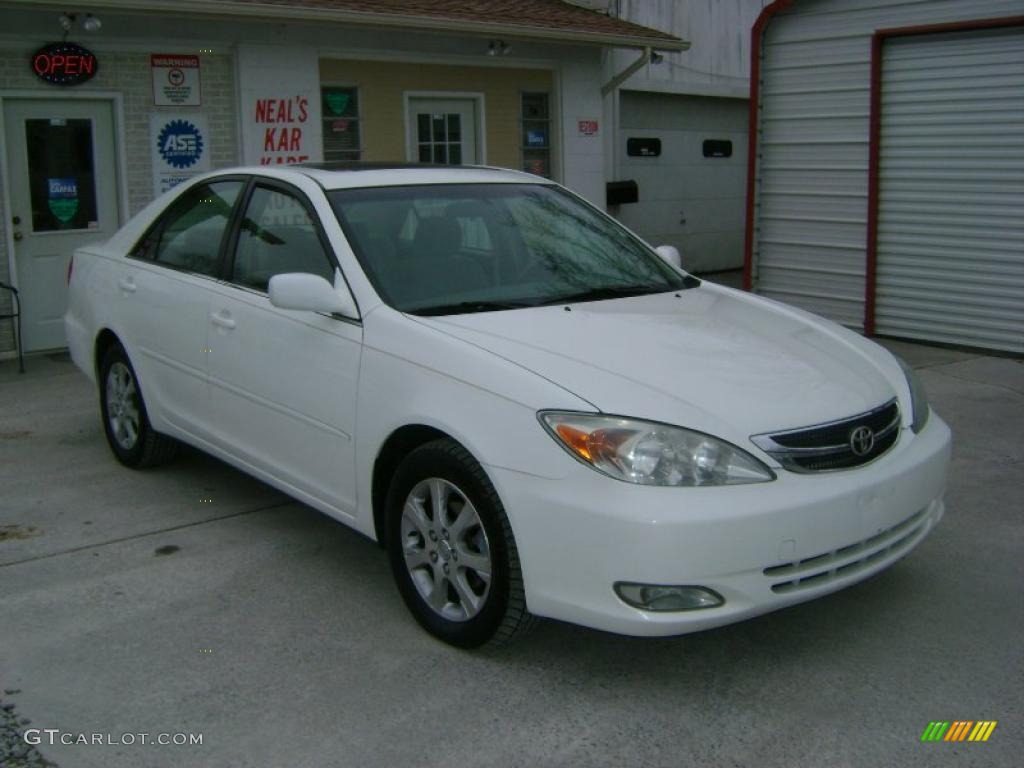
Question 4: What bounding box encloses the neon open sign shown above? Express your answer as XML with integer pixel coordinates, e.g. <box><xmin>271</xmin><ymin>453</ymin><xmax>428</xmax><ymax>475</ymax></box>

<box><xmin>31</xmin><ymin>42</ymin><xmax>98</xmax><ymax>86</ymax></box>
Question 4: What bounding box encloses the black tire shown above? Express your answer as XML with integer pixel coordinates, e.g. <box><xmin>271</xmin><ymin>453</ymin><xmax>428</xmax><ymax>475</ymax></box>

<box><xmin>98</xmin><ymin>343</ymin><xmax>178</xmax><ymax>468</ymax></box>
<box><xmin>385</xmin><ymin>439</ymin><xmax>537</xmax><ymax>648</ymax></box>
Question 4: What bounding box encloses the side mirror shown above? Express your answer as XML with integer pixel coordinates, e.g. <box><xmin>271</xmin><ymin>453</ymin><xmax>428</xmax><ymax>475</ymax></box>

<box><xmin>655</xmin><ymin>245</ymin><xmax>682</xmax><ymax>269</ymax></box>
<box><xmin>268</xmin><ymin>272</ymin><xmax>358</xmax><ymax>318</ymax></box>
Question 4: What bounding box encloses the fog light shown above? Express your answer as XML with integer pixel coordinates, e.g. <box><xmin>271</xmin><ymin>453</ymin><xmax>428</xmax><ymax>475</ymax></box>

<box><xmin>614</xmin><ymin>583</ymin><xmax>724</xmax><ymax>612</ymax></box>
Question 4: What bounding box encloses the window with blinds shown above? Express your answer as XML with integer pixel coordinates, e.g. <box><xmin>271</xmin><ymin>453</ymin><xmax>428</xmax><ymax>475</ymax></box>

<box><xmin>521</xmin><ymin>92</ymin><xmax>551</xmax><ymax>178</ymax></box>
<box><xmin>322</xmin><ymin>86</ymin><xmax>361</xmax><ymax>162</ymax></box>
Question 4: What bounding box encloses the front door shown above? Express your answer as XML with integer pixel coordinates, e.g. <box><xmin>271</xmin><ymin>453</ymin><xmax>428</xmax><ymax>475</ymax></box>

<box><xmin>3</xmin><ymin>98</ymin><xmax>119</xmax><ymax>351</ymax></box>
<box><xmin>208</xmin><ymin>181</ymin><xmax>362</xmax><ymax>514</ymax></box>
<box><xmin>407</xmin><ymin>98</ymin><xmax>479</xmax><ymax>165</ymax></box>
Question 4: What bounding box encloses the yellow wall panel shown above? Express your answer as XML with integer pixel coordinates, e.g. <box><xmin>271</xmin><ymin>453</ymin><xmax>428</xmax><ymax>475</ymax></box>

<box><xmin>319</xmin><ymin>59</ymin><xmax>553</xmax><ymax>170</ymax></box>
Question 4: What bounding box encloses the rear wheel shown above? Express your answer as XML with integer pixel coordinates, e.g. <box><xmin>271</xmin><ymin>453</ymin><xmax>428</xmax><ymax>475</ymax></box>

<box><xmin>386</xmin><ymin>439</ymin><xmax>536</xmax><ymax>648</ymax></box>
<box><xmin>99</xmin><ymin>344</ymin><xmax>177</xmax><ymax>468</ymax></box>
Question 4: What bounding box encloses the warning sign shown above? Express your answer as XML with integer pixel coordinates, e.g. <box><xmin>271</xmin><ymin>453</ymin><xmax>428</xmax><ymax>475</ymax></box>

<box><xmin>151</xmin><ymin>54</ymin><xmax>200</xmax><ymax>106</ymax></box>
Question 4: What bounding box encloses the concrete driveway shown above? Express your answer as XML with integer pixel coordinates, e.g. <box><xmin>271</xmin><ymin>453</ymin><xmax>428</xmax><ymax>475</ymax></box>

<box><xmin>1</xmin><ymin>341</ymin><xmax>1021</xmax><ymax>768</ymax></box>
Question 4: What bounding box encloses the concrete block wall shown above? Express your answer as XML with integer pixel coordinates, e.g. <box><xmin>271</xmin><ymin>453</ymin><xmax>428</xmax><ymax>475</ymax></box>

<box><xmin>0</xmin><ymin>48</ymin><xmax>238</xmax><ymax>355</ymax></box>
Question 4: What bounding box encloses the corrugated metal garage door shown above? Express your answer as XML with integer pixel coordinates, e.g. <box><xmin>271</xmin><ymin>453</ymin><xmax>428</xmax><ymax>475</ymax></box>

<box><xmin>875</xmin><ymin>26</ymin><xmax>1024</xmax><ymax>353</ymax></box>
<box><xmin>753</xmin><ymin>7</ymin><xmax>877</xmax><ymax>329</ymax></box>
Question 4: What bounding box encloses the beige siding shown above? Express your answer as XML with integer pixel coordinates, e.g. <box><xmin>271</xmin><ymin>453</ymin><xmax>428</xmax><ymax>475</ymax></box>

<box><xmin>318</xmin><ymin>59</ymin><xmax>553</xmax><ymax>170</ymax></box>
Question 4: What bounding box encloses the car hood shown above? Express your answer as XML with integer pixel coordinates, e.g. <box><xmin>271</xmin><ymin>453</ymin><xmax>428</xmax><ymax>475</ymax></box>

<box><xmin>413</xmin><ymin>285</ymin><xmax>901</xmax><ymax>439</ymax></box>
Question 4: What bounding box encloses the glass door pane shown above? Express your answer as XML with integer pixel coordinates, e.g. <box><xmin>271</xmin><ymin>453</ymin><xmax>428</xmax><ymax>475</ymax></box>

<box><xmin>416</xmin><ymin>112</ymin><xmax>464</xmax><ymax>166</ymax></box>
<box><xmin>25</xmin><ymin>118</ymin><xmax>99</xmax><ymax>232</ymax></box>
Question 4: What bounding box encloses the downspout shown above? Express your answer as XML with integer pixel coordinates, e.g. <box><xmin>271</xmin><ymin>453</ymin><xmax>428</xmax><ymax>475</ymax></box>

<box><xmin>601</xmin><ymin>46</ymin><xmax>653</xmax><ymax>206</ymax></box>
<box><xmin>600</xmin><ymin>46</ymin><xmax>653</xmax><ymax>97</ymax></box>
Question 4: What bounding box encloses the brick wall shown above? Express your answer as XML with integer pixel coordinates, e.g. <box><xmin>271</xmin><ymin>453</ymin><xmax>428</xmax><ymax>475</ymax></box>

<box><xmin>0</xmin><ymin>48</ymin><xmax>238</xmax><ymax>355</ymax></box>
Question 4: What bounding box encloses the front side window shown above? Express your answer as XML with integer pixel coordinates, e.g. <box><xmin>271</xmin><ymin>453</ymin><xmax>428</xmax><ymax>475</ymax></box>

<box><xmin>330</xmin><ymin>183</ymin><xmax>686</xmax><ymax>314</ymax></box>
<box><xmin>138</xmin><ymin>180</ymin><xmax>243</xmax><ymax>276</ymax></box>
<box><xmin>231</xmin><ymin>186</ymin><xmax>335</xmax><ymax>292</ymax></box>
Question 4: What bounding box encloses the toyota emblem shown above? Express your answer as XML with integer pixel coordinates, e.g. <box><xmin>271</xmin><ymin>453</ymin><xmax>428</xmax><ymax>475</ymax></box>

<box><xmin>849</xmin><ymin>425</ymin><xmax>875</xmax><ymax>456</ymax></box>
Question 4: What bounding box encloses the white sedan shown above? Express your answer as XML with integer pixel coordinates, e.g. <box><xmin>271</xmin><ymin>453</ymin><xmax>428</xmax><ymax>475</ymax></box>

<box><xmin>65</xmin><ymin>165</ymin><xmax>951</xmax><ymax>648</ymax></box>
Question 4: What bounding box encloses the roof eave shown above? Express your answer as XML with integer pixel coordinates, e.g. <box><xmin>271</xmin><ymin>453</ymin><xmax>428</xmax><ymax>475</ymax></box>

<box><xmin>8</xmin><ymin>0</ymin><xmax>690</xmax><ymax>51</ymax></box>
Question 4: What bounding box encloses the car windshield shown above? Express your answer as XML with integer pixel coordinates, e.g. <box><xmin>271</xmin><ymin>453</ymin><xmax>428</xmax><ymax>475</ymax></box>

<box><xmin>328</xmin><ymin>183</ymin><xmax>688</xmax><ymax>315</ymax></box>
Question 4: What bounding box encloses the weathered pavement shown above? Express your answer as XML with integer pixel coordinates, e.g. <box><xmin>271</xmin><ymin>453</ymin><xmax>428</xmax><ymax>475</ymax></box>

<box><xmin>1</xmin><ymin>340</ymin><xmax>1021</xmax><ymax>768</ymax></box>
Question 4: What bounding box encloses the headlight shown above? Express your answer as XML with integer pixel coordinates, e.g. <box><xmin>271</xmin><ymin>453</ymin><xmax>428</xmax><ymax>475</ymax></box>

<box><xmin>539</xmin><ymin>412</ymin><xmax>775</xmax><ymax>486</ymax></box>
<box><xmin>895</xmin><ymin>356</ymin><xmax>930</xmax><ymax>433</ymax></box>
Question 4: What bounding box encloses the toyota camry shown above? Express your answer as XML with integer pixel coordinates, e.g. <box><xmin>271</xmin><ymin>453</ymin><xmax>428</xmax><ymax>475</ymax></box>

<box><xmin>65</xmin><ymin>164</ymin><xmax>952</xmax><ymax>648</ymax></box>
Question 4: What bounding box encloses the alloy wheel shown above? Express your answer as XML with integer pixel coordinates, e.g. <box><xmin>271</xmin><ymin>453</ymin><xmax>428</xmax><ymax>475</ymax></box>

<box><xmin>105</xmin><ymin>361</ymin><xmax>140</xmax><ymax>450</ymax></box>
<box><xmin>400</xmin><ymin>477</ymin><xmax>492</xmax><ymax>622</ymax></box>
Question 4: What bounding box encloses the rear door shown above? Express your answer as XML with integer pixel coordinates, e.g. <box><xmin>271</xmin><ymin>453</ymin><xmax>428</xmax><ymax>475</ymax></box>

<box><xmin>118</xmin><ymin>178</ymin><xmax>245</xmax><ymax>439</ymax></box>
<box><xmin>206</xmin><ymin>179</ymin><xmax>362</xmax><ymax>513</ymax></box>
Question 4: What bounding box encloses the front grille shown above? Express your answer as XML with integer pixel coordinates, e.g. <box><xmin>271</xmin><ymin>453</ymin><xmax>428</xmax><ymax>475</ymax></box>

<box><xmin>763</xmin><ymin>506</ymin><xmax>930</xmax><ymax>594</ymax></box>
<box><xmin>751</xmin><ymin>399</ymin><xmax>900</xmax><ymax>473</ymax></box>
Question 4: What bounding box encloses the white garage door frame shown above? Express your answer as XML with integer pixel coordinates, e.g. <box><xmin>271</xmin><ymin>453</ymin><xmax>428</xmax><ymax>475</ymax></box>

<box><xmin>864</xmin><ymin>15</ymin><xmax>1024</xmax><ymax>352</ymax></box>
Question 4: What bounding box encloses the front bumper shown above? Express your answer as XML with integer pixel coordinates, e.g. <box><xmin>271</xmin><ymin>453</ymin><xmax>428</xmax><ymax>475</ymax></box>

<box><xmin>489</xmin><ymin>413</ymin><xmax>952</xmax><ymax>637</ymax></box>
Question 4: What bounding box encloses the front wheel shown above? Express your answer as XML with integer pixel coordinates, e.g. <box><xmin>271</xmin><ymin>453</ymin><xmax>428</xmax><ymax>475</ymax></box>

<box><xmin>99</xmin><ymin>344</ymin><xmax>178</xmax><ymax>468</ymax></box>
<box><xmin>386</xmin><ymin>439</ymin><xmax>536</xmax><ymax>648</ymax></box>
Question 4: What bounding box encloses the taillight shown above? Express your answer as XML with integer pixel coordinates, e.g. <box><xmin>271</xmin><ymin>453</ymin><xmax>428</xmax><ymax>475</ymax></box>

<box><xmin>67</xmin><ymin>254</ymin><xmax>74</xmax><ymax>285</ymax></box>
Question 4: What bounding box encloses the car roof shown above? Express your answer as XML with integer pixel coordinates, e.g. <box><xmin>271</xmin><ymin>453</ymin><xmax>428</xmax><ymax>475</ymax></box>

<box><xmin>205</xmin><ymin>163</ymin><xmax>550</xmax><ymax>190</ymax></box>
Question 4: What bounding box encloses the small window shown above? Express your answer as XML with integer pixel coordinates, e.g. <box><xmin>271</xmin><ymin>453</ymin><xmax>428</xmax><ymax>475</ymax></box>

<box><xmin>702</xmin><ymin>139</ymin><xmax>733</xmax><ymax>158</ymax></box>
<box><xmin>145</xmin><ymin>180</ymin><xmax>243</xmax><ymax>275</ymax></box>
<box><xmin>322</xmin><ymin>86</ymin><xmax>361</xmax><ymax>163</ymax></box>
<box><xmin>416</xmin><ymin>112</ymin><xmax>463</xmax><ymax>165</ymax></box>
<box><xmin>521</xmin><ymin>92</ymin><xmax>551</xmax><ymax>179</ymax></box>
<box><xmin>231</xmin><ymin>186</ymin><xmax>335</xmax><ymax>292</ymax></box>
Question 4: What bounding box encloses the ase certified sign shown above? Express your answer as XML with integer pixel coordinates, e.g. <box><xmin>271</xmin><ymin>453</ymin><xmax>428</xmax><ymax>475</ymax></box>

<box><xmin>149</xmin><ymin>114</ymin><xmax>211</xmax><ymax>197</ymax></box>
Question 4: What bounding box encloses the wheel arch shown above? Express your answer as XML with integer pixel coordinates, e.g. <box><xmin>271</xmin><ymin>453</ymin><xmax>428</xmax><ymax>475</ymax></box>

<box><xmin>372</xmin><ymin>424</ymin><xmax>461</xmax><ymax>548</ymax></box>
<box><xmin>94</xmin><ymin>328</ymin><xmax>123</xmax><ymax>380</ymax></box>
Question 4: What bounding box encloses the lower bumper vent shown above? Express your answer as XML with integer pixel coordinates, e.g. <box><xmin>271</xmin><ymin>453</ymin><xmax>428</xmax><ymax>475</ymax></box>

<box><xmin>764</xmin><ymin>506</ymin><xmax>930</xmax><ymax>594</ymax></box>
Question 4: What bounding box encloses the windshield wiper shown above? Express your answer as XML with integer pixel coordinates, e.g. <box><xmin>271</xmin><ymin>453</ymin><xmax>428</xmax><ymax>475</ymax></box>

<box><xmin>538</xmin><ymin>284</ymin><xmax>667</xmax><ymax>306</ymax></box>
<box><xmin>410</xmin><ymin>300</ymin><xmax>538</xmax><ymax>316</ymax></box>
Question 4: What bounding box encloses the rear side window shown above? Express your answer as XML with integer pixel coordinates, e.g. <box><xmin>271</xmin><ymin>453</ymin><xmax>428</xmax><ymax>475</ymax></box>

<box><xmin>230</xmin><ymin>186</ymin><xmax>335</xmax><ymax>292</ymax></box>
<box><xmin>134</xmin><ymin>181</ymin><xmax>243</xmax><ymax>276</ymax></box>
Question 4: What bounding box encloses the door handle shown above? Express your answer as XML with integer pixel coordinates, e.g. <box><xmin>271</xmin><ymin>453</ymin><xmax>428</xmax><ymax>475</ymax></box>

<box><xmin>117</xmin><ymin>277</ymin><xmax>137</xmax><ymax>293</ymax></box>
<box><xmin>210</xmin><ymin>311</ymin><xmax>236</xmax><ymax>330</ymax></box>
<box><xmin>13</xmin><ymin>232</ymin><xmax>23</xmax><ymax>241</ymax></box>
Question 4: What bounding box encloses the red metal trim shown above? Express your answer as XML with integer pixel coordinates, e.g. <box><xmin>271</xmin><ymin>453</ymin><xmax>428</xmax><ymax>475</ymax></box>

<box><xmin>743</xmin><ymin>0</ymin><xmax>794</xmax><ymax>292</ymax></box>
<box><xmin>864</xmin><ymin>14</ymin><xmax>1024</xmax><ymax>335</ymax></box>
<box><xmin>877</xmin><ymin>14</ymin><xmax>1024</xmax><ymax>39</ymax></box>
<box><xmin>864</xmin><ymin>32</ymin><xmax>883</xmax><ymax>336</ymax></box>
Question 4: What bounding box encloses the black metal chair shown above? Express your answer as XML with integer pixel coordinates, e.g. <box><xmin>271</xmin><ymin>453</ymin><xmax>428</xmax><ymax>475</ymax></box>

<box><xmin>0</xmin><ymin>281</ymin><xmax>25</xmax><ymax>373</ymax></box>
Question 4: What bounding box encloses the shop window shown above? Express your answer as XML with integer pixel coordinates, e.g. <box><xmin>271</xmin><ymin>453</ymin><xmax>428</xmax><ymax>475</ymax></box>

<box><xmin>521</xmin><ymin>92</ymin><xmax>551</xmax><ymax>179</ymax></box>
<box><xmin>322</xmin><ymin>86</ymin><xmax>361</xmax><ymax>163</ymax></box>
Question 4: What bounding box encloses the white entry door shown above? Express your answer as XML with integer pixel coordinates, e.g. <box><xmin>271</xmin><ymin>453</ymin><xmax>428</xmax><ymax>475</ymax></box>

<box><xmin>407</xmin><ymin>97</ymin><xmax>479</xmax><ymax>165</ymax></box>
<box><xmin>3</xmin><ymin>99</ymin><xmax>119</xmax><ymax>351</ymax></box>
